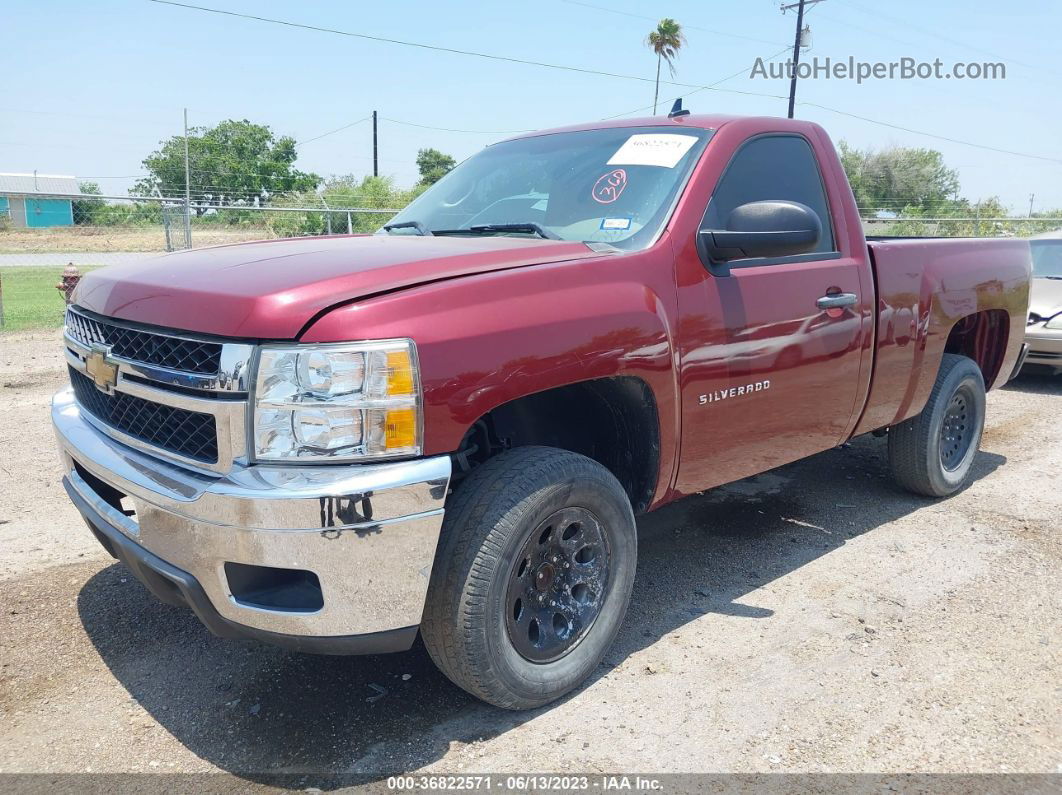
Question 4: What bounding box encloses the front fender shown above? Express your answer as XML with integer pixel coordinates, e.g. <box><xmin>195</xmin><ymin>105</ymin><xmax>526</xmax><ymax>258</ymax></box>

<box><xmin>300</xmin><ymin>250</ymin><xmax>680</xmax><ymax>498</ymax></box>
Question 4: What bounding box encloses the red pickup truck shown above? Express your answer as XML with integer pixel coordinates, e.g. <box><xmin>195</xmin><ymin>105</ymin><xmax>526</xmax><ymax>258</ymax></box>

<box><xmin>54</xmin><ymin>114</ymin><xmax>1030</xmax><ymax>709</ymax></box>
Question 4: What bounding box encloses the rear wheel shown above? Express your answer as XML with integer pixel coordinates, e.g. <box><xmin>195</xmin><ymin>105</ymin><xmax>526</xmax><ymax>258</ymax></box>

<box><xmin>888</xmin><ymin>353</ymin><xmax>986</xmax><ymax>497</ymax></box>
<box><xmin>420</xmin><ymin>446</ymin><xmax>636</xmax><ymax>709</ymax></box>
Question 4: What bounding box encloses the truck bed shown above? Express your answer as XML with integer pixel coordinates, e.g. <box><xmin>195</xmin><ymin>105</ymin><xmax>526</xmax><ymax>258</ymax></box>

<box><xmin>853</xmin><ymin>237</ymin><xmax>1031</xmax><ymax>435</ymax></box>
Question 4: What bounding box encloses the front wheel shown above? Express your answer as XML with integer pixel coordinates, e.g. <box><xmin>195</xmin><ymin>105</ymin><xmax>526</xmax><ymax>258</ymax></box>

<box><xmin>420</xmin><ymin>447</ymin><xmax>637</xmax><ymax>709</ymax></box>
<box><xmin>888</xmin><ymin>353</ymin><xmax>986</xmax><ymax>497</ymax></box>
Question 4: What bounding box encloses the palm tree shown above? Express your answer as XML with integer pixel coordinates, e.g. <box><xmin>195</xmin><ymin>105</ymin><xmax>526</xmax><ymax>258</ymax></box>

<box><xmin>647</xmin><ymin>18</ymin><xmax>686</xmax><ymax>115</ymax></box>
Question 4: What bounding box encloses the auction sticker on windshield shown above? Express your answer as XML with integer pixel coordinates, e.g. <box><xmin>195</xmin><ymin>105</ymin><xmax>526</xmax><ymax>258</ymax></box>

<box><xmin>607</xmin><ymin>133</ymin><xmax>699</xmax><ymax>168</ymax></box>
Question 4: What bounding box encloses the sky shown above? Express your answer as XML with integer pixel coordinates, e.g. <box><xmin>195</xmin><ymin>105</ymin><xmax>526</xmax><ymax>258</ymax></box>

<box><xmin>2</xmin><ymin>0</ymin><xmax>1059</xmax><ymax>212</ymax></box>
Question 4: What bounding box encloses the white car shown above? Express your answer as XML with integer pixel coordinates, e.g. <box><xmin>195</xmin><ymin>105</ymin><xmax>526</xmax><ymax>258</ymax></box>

<box><xmin>1025</xmin><ymin>231</ymin><xmax>1062</xmax><ymax>373</ymax></box>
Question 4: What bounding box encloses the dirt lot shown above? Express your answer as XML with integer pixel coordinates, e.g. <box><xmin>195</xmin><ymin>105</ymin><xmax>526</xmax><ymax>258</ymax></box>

<box><xmin>0</xmin><ymin>329</ymin><xmax>1058</xmax><ymax>785</ymax></box>
<box><xmin>0</xmin><ymin>225</ymin><xmax>267</xmax><ymax>254</ymax></box>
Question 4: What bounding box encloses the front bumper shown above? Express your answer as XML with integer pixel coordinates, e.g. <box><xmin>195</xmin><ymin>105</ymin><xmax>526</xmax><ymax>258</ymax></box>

<box><xmin>53</xmin><ymin>388</ymin><xmax>451</xmax><ymax>654</ymax></box>
<box><xmin>1023</xmin><ymin>329</ymin><xmax>1062</xmax><ymax>371</ymax></box>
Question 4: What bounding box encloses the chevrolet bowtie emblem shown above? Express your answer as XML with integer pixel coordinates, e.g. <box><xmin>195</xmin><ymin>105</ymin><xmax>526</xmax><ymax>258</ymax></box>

<box><xmin>85</xmin><ymin>345</ymin><xmax>119</xmax><ymax>393</ymax></box>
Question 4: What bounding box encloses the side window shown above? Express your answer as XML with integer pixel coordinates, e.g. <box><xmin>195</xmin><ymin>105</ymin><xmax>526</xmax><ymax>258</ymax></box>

<box><xmin>702</xmin><ymin>135</ymin><xmax>836</xmax><ymax>255</ymax></box>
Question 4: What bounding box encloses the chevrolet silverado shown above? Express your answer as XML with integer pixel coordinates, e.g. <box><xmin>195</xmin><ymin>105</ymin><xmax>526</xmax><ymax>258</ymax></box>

<box><xmin>53</xmin><ymin>114</ymin><xmax>1031</xmax><ymax>709</ymax></box>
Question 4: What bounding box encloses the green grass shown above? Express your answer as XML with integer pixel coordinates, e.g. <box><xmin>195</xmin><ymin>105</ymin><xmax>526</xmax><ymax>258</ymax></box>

<box><xmin>0</xmin><ymin>267</ymin><xmax>99</xmax><ymax>332</ymax></box>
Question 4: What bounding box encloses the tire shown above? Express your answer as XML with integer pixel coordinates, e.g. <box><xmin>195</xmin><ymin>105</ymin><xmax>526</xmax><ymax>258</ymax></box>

<box><xmin>888</xmin><ymin>353</ymin><xmax>986</xmax><ymax>497</ymax></box>
<box><xmin>420</xmin><ymin>446</ymin><xmax>637</xmax><ymax>709</ymax></box>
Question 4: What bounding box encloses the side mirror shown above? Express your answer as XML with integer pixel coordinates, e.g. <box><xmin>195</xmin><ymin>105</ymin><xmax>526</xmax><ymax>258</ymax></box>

<box><xmin>698</xmin><ymin>200</ymin><xmax>822</xmax><ymax>276</ymax></box>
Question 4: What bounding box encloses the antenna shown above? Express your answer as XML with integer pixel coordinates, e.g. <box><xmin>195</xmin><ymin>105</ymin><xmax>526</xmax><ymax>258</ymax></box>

<box><xmin>668</xmin><ymin>98</ymin><xmax>690</xmax><ymax>118</ymax></box>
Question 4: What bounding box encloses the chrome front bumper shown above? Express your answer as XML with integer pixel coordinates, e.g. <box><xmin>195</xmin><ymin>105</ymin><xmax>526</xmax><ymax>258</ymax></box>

<box><xmin>53</xmin><ymin>388</ymin><xmax>451</xmax><ymax>653</ymax></box>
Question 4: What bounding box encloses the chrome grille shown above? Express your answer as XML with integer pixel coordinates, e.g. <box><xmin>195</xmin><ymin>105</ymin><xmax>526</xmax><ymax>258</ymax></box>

<box><xmin>66</xmin><ymin>308</ymin><xmax>222</xmax><ymax>374</ymax></box>
<box><xmin>69</xmin><ymin>367</ymin><xmax>219</xmax><ymax>463</ymax></box>
<box><xmin>63</xmin><ymin>312</ymin><xmax>252</xmax><ymax>472</ymax></box>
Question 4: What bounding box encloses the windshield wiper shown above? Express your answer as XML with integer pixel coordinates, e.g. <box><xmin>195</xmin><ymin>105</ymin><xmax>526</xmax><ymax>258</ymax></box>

<box><xmin>470</xmin><ymin>223</ymin><xmax>562</xmax><ymax>240</ymax></box>
<box><xmin>383</xmin><ymin>220</ymin><xmax>431</xmax><ymax>236</ymax></box>
<box><xmin>432</xmin><ymin>223</ymin><xmax>561</xmax><ymax>240</ymax></box>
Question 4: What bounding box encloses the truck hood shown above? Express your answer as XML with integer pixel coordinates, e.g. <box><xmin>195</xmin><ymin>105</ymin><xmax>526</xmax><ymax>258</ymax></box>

<box><xmin>72</xmin><ymin>235</ymin><xmax>609</xmax><ymax>339</ymax></box>
<box><xmin>1030</xmin><ymin>277</ymin><xmax>1062</xmax><ymax>321</ymax></box>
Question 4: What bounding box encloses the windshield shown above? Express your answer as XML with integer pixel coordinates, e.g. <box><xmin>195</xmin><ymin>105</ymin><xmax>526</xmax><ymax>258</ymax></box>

<box><xmin>1031</xmin><ymin>240</ymin><xmax>1062</xmax><ymax>278</ymax></box>
<box><xmin>383</xmin><ymin>126</ymin><xmax>712</xmax><ymax>250</ymax></box>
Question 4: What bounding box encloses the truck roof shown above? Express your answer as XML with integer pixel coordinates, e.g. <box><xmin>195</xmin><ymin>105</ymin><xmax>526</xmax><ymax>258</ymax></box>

<box><xmin>500</xmin><ymin>114</ymin><xmax>823</xmax><ymax>143</ymax></box>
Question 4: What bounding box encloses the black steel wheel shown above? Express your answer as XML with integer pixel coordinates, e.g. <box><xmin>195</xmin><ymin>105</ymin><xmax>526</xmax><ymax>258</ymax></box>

<box><xmin>939</xmin><ymin>388</ymin><xmax>975</xmax><ymax>471</ymax></box>
<box><xmin>888</xmin><ymin>353</ymin><xmax>986</xmax><ymax>497</ymax></box>
<box><xmin>504</xmin><ymin>507</ymin><xmax>611</xmax><ymax>663</ymax></box>
<box><xmin>420</xmin><ymin>447</ymin><xmax>637</xmax><ymax>709</ymax></box>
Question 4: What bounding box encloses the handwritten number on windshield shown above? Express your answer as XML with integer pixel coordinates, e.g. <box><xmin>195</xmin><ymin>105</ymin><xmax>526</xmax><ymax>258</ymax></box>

<box><xmin>592</xmin><ymin>169</ymin><xmax>628</xmax><ymax>204</ymax></box>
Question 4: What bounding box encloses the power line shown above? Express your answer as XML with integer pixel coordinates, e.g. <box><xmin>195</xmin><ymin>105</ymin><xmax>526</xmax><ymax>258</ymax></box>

<box><xmin>0</xmin><ymin>106</ymin><xmax>181</xmax><ymax>126</ymax></box>
<box><xmin>799</xmin><ymin>102</ymin><xmax>1062</xmax><ymax>166</ymax></box>
<box><xmin>812</xmin><ymin>5</ymin><xmax>1058</xmax><ymax>92</ymax></box>
<box><xmin>845</xmin><ymin>0</ymin><xmax>1059</xmax><ymax>78</ymax></box>
<box><xmin>79</xmin><ymin>174</ymin><xmax>147</xmax><ymax>180</ymax></box>
<box><xmin>382</xmin><ymin>117</ymin><xmax>535</xmax><ymax>135</ymax></box>
<box><xmin>147</xmin><ymin>0</ymin><xmax>794</xmax><ymax>121</ymax></box>
<box><xmin>804</xmin><ymin>10</ymin><xmax>924</xmax><ymax>52</ymax></box>
<box><xmin>147</xmin><ymin>0</ymin><xmax>720</xmax><ymax>92</ymax></box>
<box><xmin>1</xmin><ymin>105</ymin><xmax>371</xmax><ymax>153</ymax></box>
<box><xmin>559</xmin><ymin>0</ymin><xmax>788</xmax><ymax>47</ymax></box>
<box><xmin>601</xmin><ymin>47</ymin><xmax>793</xmax><ymax>120</ymax></box>
<box><xmin>296</xmin><ymin>116</ymin><xmax>370</xmax><ymax>147</ymax></box>
<box><xmin>604</xmin><ymin>81</ymin><xmax>1061</xmax><ymax>166</ymax></box>
<box><xmin>64</xmin><ymin>2</ymin><xmax>1062</xmax><ymax>178</ymax></box>
<box><xmin>595</xmin><ymin>1</ymin><xmax>823</xmax><ymax>119</ymax></box>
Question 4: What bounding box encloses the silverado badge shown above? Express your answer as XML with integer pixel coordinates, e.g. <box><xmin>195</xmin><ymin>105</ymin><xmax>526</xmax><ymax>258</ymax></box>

<box><xmin>85</xmin><ymin>345</ymin><xmax>119</xmax><ymax>393</ymax></box>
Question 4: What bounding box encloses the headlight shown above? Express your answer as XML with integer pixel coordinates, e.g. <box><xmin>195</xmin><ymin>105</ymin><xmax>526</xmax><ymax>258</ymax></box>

<box><xmin>1046</xmin><ymin>313</ymin><xmax>1062</xmax><ymax>330</ymax></box>
<box><xmin>252</xmin><ymin>340</ymin><xmax>421</xmax><ymax>462</ymax></box>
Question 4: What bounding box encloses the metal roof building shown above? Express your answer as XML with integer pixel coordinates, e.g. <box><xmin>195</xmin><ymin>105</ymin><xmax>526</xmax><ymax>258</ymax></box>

<box><xmin>0</xmin><ymin>172</ymin><xmax>81</xmax><ymax>228</ymax></box>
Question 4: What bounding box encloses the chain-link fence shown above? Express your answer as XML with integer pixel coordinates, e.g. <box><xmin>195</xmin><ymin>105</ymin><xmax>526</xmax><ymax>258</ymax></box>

<box><xmin>0</xmin><ymin>192</ymin><xmax>402</xmax><ymax>331</ymax></box>
<box><xmin>3</xmin><ymin>190</ymin><xmax>1061</xmax><ymax>332</ymax></box>
<box><xmin>862</xmin><ymin>217</ymin><xmax>1062</xmax><ymax>238</ymax></box>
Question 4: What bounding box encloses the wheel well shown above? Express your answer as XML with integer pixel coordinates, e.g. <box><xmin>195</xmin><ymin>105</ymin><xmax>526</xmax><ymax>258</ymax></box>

<box><xmin>943</xmin><ymin>309</ymin><xmax>1010</xmax><ymax>388</ymax></box>
<box><xmin>451</xmin><ymin>377</ymin><xmax>660</xmax><ymax>514</ymax></box>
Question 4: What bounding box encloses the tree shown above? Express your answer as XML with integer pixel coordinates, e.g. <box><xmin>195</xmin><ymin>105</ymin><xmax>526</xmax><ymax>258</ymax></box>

<box><xmin>647</xmin><ymin>19</ymin><xmax>685</xmax><ymax>115</ymax></box>
<box><xmin>882</xmin><ymin>196</ymin><xmax>1010</xmax><ymax>238</ymax></box>
<box><xmin>133</xmin><ymin>119</ymin><xmax>320</xmax><ymax>213</ymax></box>
<box><xmin>73</xmin><ymin>181</ymin><xmax>103</xmax><ymax>224</ymax></box>
<box><xmin>267</xmin><ymin>175</ymin><xmax>419</xmax><ymax>238</ymax></box>
<box><xmin>416</xmin><ymin>148</ymin><xmax>456</xmax><ymax>185</ymax></box>
<box><xmin>838</xmin><ymin>141</ymin><xmax>960</xmax><ymax>216</ymax></box>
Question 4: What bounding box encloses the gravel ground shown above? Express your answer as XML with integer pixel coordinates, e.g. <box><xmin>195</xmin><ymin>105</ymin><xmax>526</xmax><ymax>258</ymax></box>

<box><xmin>0</xmin><ymin>329</ymin><xmax>1059</xmax><ymax>786</ymax></box>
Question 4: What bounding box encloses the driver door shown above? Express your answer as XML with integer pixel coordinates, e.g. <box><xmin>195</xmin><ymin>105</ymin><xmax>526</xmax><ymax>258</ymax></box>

<box><xmin>674</xmin><ymin>133</ymin><xmax>871</xmax><ymax>494</ymax></box>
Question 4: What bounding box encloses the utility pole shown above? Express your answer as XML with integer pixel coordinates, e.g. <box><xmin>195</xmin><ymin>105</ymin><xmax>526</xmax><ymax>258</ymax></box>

<box><xmin>372</xmin><ymin>110</ymin><xmax>379</xmax><ymax>178</ymax></box>
<box><xmin>183</xmin><ymin>108</ymin><xmax>192</xmax><ymax>245</ymax></box>
<box><xmin>1028</xmin><ymin>193</ymin><xmax>1035</xmax><ymax>217</ymax></box>
<box><xmin>782</xmin><ymin>0</ymin><xmax>824</xmax><ymax>119</ymax></box>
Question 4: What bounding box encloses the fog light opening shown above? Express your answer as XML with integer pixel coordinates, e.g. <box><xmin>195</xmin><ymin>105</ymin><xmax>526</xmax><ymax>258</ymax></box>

<box><xmin>224</xmin><ymin>562</ymin><xmax>324</xmax><ymax>612</ymax></box>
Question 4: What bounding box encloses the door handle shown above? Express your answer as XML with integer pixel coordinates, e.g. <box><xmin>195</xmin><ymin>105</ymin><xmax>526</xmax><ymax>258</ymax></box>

<box><xmin>816</xmin><ymin>293</ymin><xmax>858</xmax><ymax>310</ymax></box>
